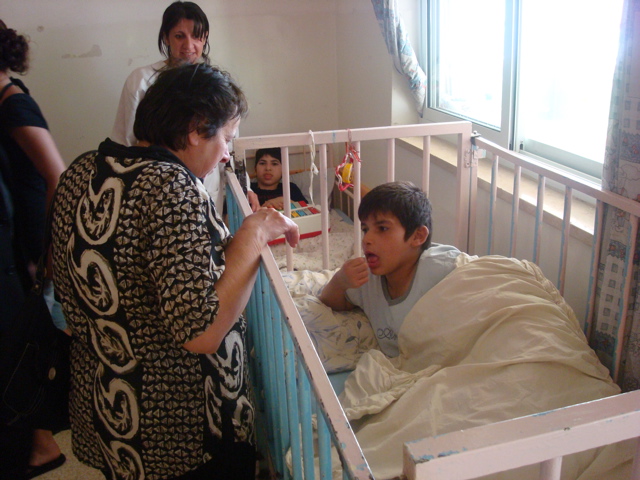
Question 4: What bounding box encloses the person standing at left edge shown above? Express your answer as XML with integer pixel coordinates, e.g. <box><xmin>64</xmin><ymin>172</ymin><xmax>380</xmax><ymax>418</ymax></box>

<box><xmin>0</xmin><ymin>19</ymin><xmax>68</xmax><ymax>480</ymax></box>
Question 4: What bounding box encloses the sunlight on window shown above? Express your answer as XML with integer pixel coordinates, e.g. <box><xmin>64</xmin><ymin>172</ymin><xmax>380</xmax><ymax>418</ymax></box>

<box><xmin>517</xmin><ymin>0</ymin><xmax>623</xmax><ymax>164</ymax></box>
<box><xmin>427</xmin><ymin>0</ymin><xmax>624</xmax><ymax>175</ymax></box>
<box><xmin>434</xmin><ymin>0</ymin><xmax>505</xmax><ymax>128</ymax></box>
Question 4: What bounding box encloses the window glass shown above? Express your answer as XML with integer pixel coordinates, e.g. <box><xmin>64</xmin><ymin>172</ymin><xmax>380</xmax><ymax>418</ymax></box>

<box><xmin>431</xmin><ymin>0</ymin><xmax>505</xmax><ymax>129</ymax></box>
<box><xmin>424</xmin><ymin>0</ymin><xmax>624</xmax><ymax>178</ymax></box>
<box><xmin>516</xmin><ymin>0</ymin><xmax>623</xmax><ymax>172</ymax></box>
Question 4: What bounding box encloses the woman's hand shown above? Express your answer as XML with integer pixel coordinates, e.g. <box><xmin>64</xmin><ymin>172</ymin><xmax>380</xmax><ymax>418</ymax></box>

<box><xmin>184</xmin><ymin>207</ymin><xmax>299</xmax><ymax>354</ymax></box>
<box><xmin>241</xmin><ymin>206</ymin><xmax>299</xmax><ymax>249</ymax></box>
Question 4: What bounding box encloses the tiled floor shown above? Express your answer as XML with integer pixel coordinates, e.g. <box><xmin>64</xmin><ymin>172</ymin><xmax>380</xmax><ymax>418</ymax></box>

<box><xmin>37</xmin><ymin>430</ymin><xmax>103</xmax><ymax>480</ymax></box>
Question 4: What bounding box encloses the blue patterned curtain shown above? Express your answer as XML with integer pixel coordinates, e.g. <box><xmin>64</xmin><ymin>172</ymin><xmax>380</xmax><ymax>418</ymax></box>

<box><xmin>371</xmin><ymin>0</ymin><xmax>427</xmax><ymax>116</ymax></box>
<box><xmin>590</xmin><ymin>0</ymin><xmax>640</xmax><ymax>391</ymax></box>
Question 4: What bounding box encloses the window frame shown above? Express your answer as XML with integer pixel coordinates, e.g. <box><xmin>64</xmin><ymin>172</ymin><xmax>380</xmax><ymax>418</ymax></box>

<box><xmin>421</xmin><ymin>0</ymin><xmax>518</xmax><ymax>150</ymax></box>
<box><xmin>419</xmin><ymin>0</ymin><xmax>615</xmax><ymax>182</ymax></box>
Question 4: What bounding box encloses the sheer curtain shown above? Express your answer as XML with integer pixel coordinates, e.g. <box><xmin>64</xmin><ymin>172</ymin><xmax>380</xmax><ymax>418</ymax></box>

<box><xmin>371</xmin><ymin>0</ymin><xmax>427</xmax><ymax>116</ymax></box>
<box><xmin>590</xmin><ymin>0</ymin><xmax>640</xmax><ymax>391</ymax></box>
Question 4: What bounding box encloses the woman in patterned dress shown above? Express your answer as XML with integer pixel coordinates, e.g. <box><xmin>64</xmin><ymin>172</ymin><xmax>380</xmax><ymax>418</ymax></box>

<box><xmin>51</xmin><ymin>63</ymin><xmax>299</xmax><ymax>480</ymax></box>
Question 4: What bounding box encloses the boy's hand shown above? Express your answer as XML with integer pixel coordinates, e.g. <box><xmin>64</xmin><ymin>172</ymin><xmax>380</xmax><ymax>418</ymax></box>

<box><xmin>318</xmin><ymin>257</ymin><xmax>368</xmax><ymax>311</ymax></box>
<box><xmin>336</xmin><ymin>257</ymin><xmax>369</xmax><ymax>289</ymax></box>
<box><xmin>263</xmin><ymin>197</ymin><xmax>284</xmax><ymax>210</ymax></box>
<box><xmin>247</xmin><ymin>191</ymin><xmax>260</xmax><ymax>212</ymax></box>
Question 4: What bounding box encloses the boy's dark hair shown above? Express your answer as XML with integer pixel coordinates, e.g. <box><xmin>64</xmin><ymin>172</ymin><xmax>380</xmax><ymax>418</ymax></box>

<box><xmin>358</xmin><ymin>181</ymin><xmax>432</xmax><ymax>250</ymax></box>
<box><xmin>255</xmin><ymin>147</ymin><xmax>281</xmax><ymax>166</ymax></box>
<box><xmin>0</xmin><ymin>20</ymin><xmax>30</xmax><ymax>74</ymax></box>
<box><xmin>158</xmin><ymin>1</ymin><xmax>210</xmax><ymax>64</ymax></box>
<box><xmin>134</xmin><ymin>63</ymin><xmax>248</xmax><ymax>151</ymax></box>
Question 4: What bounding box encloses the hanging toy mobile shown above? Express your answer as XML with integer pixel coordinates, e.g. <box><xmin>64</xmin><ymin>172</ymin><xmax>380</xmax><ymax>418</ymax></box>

<box><xmin>335</xmin><ymin>130</ymin><xmax>361</xmax><ymax>191</ymax></box>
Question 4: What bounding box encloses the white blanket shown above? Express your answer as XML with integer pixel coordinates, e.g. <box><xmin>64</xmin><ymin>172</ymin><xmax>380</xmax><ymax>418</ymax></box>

<box><xmin>339</xmin><ymin>254</ymin><xmax>632</xmax><ymax>479</ymax></box>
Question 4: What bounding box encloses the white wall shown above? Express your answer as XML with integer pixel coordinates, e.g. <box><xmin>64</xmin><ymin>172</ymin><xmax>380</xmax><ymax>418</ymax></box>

<box><xmin>1</xmin><ymin>0</ymin><xmax>364</xmax><ymax>163</ymax></box>
<box><xmin>336</xmin><ymin>1</ymin><xmax>392</xmax><ymax>130</ymax></box>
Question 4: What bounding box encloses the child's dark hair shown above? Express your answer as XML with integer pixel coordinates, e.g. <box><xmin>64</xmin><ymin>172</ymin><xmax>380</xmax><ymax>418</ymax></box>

<box><xmin>358</xmin><ymin>181</ymin><xmax>432</xmax><ymax>250</ymax></box>
<box><xmin>255</xmin><ymin>147</ymin><xmax>281</xmax><ymax>165</ymax></box>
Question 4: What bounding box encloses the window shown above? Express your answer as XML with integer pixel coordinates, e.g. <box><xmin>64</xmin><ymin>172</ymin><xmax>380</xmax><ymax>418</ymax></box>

<box><xmin>421</xmin><ymin>0</ymin><xmax>624</xmax><ymax>179</ymax></box>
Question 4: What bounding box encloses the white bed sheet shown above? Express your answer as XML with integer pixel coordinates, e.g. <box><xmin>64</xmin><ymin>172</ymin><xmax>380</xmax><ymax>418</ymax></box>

<box><xmin>269</xmin><ymin>209</ymin><xmax>355</xmax><ymax>272</ymax></box>
<box><xmin>281</xmin><ymin>268</ymin><xmax>378</xmax><ymax>374</ymax></box>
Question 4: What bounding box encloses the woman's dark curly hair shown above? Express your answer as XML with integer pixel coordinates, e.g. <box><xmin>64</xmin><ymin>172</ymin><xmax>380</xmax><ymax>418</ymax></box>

<box><xmin>0</xmin><ymin>20</ymin><xmax>30</xmax><ymax>74</ymax></box>
<box><xmin>134</xmin><ymin>63</ymin><xmax>248</xmax><ymax>151</ymax></box>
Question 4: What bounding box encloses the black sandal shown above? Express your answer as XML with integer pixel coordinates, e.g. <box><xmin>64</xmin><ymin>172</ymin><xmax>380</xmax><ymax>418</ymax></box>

<box><xmin>26</xmin><ymin>453</ymin><xmax>66</xmax><ymax>479</ymax></box>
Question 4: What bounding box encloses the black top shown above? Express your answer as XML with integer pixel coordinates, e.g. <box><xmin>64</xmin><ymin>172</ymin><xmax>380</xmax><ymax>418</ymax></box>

<box><xmin>250</xmin><ymin>181</ymin><xmax>307</xmax><ymax>206</ymax></box>
<box><xmin>0</xmin><ymin>156</ymin><xmax>26</xmax><ymax>332</ymax></box>
<box><xmin>0</xmin><ymin>78</ymin><xmax>49</xmax><ymax>271</ymax></box>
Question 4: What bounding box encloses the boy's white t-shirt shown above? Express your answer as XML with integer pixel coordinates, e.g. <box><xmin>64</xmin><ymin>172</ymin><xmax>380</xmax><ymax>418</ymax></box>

<box><xmin>345</xmin><ymin>243</ymin><xmax>461</xmax><ymax>357</ymax></box>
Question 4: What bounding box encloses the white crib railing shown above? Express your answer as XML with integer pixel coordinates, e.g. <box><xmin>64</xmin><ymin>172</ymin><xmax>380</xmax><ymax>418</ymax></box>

<box><xmin>400</xmin><ymin>136</ymin><xmax>640</xmax><ymax>480</ymax></box>
<box><xmin>403</xmin><ymin>390</ymin><xmax>640</xmax><ymax>480</ymax></box>
<box><xmin>232</xmin><ymin>122</ymin><xmax>475</xmax><ymax>270</ymax></box>
<box><xmin>225</xmin><ymin>172</ymin><xmax>372</xmax><ymax>480</ymax></box>
<box><xmin>470</xmin><ymin>137</ymin><xmax>640</xmax><ymax>383</ymax></box>
<box><xmin>226</xmin><ymin>122</ymin><xmax>640</xmax><ymax>480</ymax></box>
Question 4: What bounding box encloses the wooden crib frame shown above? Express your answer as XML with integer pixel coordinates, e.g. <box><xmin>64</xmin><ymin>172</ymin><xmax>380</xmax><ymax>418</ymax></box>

<box><xmin>226</xmin><ymin>122</ymin><xmax>640</xmax><ymax>480</ymax></box>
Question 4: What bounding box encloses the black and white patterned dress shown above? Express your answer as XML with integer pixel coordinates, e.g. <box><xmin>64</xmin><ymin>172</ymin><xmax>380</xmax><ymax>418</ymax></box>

<box><xmin>51</xmin><ymin>139</ymin><xmax>255</xmax><ymax>480</ymax></box>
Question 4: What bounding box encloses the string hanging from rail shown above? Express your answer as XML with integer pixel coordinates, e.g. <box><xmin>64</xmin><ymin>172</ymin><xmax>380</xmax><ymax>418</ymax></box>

<box><xmin>306</xmin><ymin>130</ymin><xmax>319</xmax><ymax>206</ymax></box>
<box><xmin>335</xmin><ymin>129</ymin><xmax>360</xmax><ymax>191</ymax></box>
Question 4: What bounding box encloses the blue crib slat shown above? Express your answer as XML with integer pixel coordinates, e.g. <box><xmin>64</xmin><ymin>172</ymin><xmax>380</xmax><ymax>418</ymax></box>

<box><xmin>253</xmin><ymin>269</ymin><xmax>279</xmax><ymax>474</ymax></box>
<box><xmin>284</xmin><ymin>328</ymin><xmax>303</xmax><ymax>478</ymax></box>
<box><xmin>224</xmin><ymin>179</ymin><xmax>371</xmax><ymax>479</ymax></box>
<box><xmin>252</xmin><ymin>273</ymin><xmax>272</xmax><ymax>456</ymax></box>
<box><xmin>298</xmin><ymin>362</ymin><xmax>316</xmax><ymax>480</ymax></box>
<box><xmin>261</xmin><ymin>270</ymin><xmax>287</xmax><ymax>477</ymax></box>
<box><xmin>270</xmin><ymin>290</ymin><xmax>292</xmax><ymax>479</ymax></box>
<box><xmin>246</xmin><ymin>281</ymin><xmax>263</xmax><ymax>399</ymax></box>
<box><xmin>316</xmin><ymin>402</ymin><xmax>333</xmax><ymax>479</ymax></box>
<box><xmin>253</xmin><ymin>270</ymin><xmax>269</xmax><ymax>396</ymax></box>
<box><xmin>252</xmin><ymin>272</ymin><xmax>273</xmax><ymax>447</ymax></box>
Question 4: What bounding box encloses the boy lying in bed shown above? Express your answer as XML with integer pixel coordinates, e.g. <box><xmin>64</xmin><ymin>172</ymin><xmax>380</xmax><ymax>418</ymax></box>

<box><xmin>319</xmin><ymin>181</ymin><xmax>460</xmax><ymax>357</ymax></box>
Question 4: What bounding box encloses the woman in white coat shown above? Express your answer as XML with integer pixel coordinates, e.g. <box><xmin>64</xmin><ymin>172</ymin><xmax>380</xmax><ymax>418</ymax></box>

<box><xmin>111</xmin><ymin>1</ymin><xmax>258</xmax><ymax>211</ymax></box>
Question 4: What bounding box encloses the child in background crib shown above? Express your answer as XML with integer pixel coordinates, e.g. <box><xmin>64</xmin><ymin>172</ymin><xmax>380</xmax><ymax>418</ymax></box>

<box><xmin>319</xmin><ymin>181</ymin><xmax>461</xmax><ymax>357</ymax></box>
<box><xmin>251</xmin><ymin>147</ymin><xmax>307</xmax><ymax>209</ymax></box>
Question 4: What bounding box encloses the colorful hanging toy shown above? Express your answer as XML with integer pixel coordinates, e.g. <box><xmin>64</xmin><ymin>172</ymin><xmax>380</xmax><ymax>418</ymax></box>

<box><xmin>335</xmin><ymin>130</ymin><xmax>361</xmax><ymax>191</ymax></box>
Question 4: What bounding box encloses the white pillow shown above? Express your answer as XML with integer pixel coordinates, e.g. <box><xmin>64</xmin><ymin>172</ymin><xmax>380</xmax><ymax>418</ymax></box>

<box><xmin>282</xmin><ymin>269</ymin><xmax>379</xmax><ymax>373</ymax></box>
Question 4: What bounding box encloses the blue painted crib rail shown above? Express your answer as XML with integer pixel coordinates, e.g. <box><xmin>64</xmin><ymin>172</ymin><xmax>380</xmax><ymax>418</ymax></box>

<box><xmin>224</xmin><ymin>173</ymin><xmax>373</xmax><ymax>480</ymax></box>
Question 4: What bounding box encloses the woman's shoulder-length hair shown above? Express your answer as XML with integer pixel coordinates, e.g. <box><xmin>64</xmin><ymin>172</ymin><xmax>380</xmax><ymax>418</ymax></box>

<box><xmin>133</xmin><ymin>63</ymin><xmax>248</xmax><ymax>152</ymax></box>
